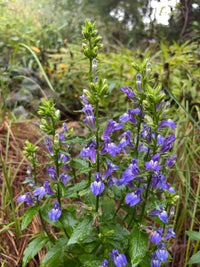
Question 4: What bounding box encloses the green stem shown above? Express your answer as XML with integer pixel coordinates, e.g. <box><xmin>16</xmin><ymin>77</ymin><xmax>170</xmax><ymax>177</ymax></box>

<box><xmin>38</xmin><ymin>208</ymin><xmax>54</xmax><ymax>243</ymax></box>
<box><xmin>113</xmin><ymin>196</ymin><xmax>125</xmax><ymax>219</ymax></box>
<box><xmin>135</xmin><ymin>102</ymin><xmax>143</xmax><ymax>153</ymax></box>
<box><xmin>95</xmin><ymin>101</ymin><xmax>100</xmax><ymax>213</ymax></box>
<box><xmin>139</xmin><ymin>175</ymin><xmax>152</xmax><ymax>224</ymax></box>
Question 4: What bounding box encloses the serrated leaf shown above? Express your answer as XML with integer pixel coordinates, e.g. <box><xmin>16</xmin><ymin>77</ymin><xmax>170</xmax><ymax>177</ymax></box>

<box><xmin>67</xmin><ymin>216</ymin><xmax>93</xmax><ymax>246</ymax></box>
<box><xmin>66</xmin><ymin>136</ymin><xmax>86</xmax><ymax>145</ymax></box>
<box><xmin>186</xmin><ymin>231</ymin><xmax>200</xmax><ymax>241</ymax></box>
<box><xmin>65</xmin><ymin>179</ymin><xmax>88</xmax><ymax>198</ymax></box>
<box><xmin>71</xmin><ymin>158</ymin><xmax>89</xmax><ymax>169</ymax></box>
<box><xmin>40</xmin><ymin>237</ymin><xmax>67</xmax><ymax>267</ymax></box>
<box><xmin>21</xmin><ymin>206</ymin><xmax>39</xmax><ymax>230</ymax></box>
<box><xmin>59</xmin><ymin>209</ymin><xmax>78</xmax><ymax>235</ymax></box>
<box><xmin>101</xmin><ymin>197</ymin><xmax>115</xmax><ymax>221</ymax></box>
<box><xmin>187</xmin><ymin>251</ymin><xmax>200</xmax><ymax>265</ymax></box>
<box><xmin>79</xmin><ymin>254</ymin><xmax>105</xmax><ymax>267</ymax></box>
<box><xmin>22</xmin><ymin>236</ymin><xmax>49</xmax><ymax>266</ymax></box>
<box><xmin>129</xmin><ymin>225</ymin><xmax>148</xmax><ymax>266</ymax></box>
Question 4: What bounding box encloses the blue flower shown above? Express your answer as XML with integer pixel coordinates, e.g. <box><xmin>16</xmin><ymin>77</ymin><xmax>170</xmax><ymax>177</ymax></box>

<box><xmin>100</xmin><ymin>137</ymin><xmax>120</xmax><ymax>157</ymax></box>
<box><xmin>141</xmin><ymin>125</ymin><xmax>152</xmax><ymax>144</ymax></box>
<box><xmin>118</xmin><ymin>131</ymin><xmax>134</xmax><ymax>152</ymax></box>
<box><xmin>156</xmin><ymin>243</ymin><xmax>168</xmax><ymax>262</ymax></box>
<box><xmin>33</xmin><ymin>181</ymin><xmax>55</xmax><ymax>200</ymax></box>
<box><xmin>99</xmin><ymin>259</ymin><xmax>108</xmax><ymax>267</ymax></box>
<box><xmin>158</xmin><ymin>119</ymin><xmax>176</xmax><ymax>130</ymax></box>
<box><xmin>17</xmin><ymin>192</ymin><xmax>34</xmax><ymax>205</ymax></box>
<box><xmin>162</xmin><ymin>228</ymin><xmax>176</xmax><ymax>240</ymax></box>
<box><xmin>165</xmin><ymin>154</ymin><xmax>177</xmax><ymax>169</ymax></box>
<box><xmin>103</xmin><ymin>162</ymin><xmax>119</xmax><ymax>179</ymax></box>
<box><xmin>82</xmin><ymin>104</ymin><xmax>96</xmax><ymax>130</ymax></box>
<box><xmin>145</xmin><ymin>154</ymin><xmax>161</xmax><ymax>173</ymax></box>
<box><xmin>120</xmin><ymin>84</ymin><xmax>137</xmax><ymax>101</ymax></box>
<box><xmin>119</xmin><ymin>108</ymin><xmax>140</xmax><ymax>124</ymax></box>
<box><xmin>125</xmin><ymin>188</ymin><xmax>143</xmax><ymax>207</ymax></box>
<box><xmin>81</xmin><ymin>139</ymin><xmax>96</xmax><ymax>163</ymax></box>
<box><xmin>149</xmin><ymin>228</ymin><xmax>163</xmax><ymax>245</ymax></box>
<box><xmin>159</xmin><ymin>134</ymin><xmax>175</xmax><ymax>153</ymax></box>
<box><xmin>90</xmin><ymin>173</ymin><xmax>105</xmax><ymax>195</ymax></box>
<box><xmin>47</xmin><ymin>166</ymin><xmax>57</xmax><ymax>181</ymax></box>
<box><xmin>120</xmin><ymin>159</ymin><xmax>145</xmax><ymax>185</ymax></box>
<box><xmin>49</xmin><ymin>201</ymin><xmax>61</xmax><ymax>221</ymax></box>
<box><xmin>102</xmin><ymin>120</ymin><xmax>122</xmax><ymax>140</ymax></box>
<box><xmin>109</xmin><ymin>249</ymin><xmax>127</xmax><ymax>267</ymax></box>
<box><xmin>151</xmin><ymin>253</ymin><xmax>160</xmax><ymax>267</ymax></box>
<box><xmin>59</xmin><ymin>173</ymin><xmax>71</xmax><ymax>185</ymax></box>
<box><xmin>148</xmin><ymin>206</ymin><xmax>168</xmax><ymax>224</ymax></box>
<box><xmin>46</xmin><ymin>137</ymin><xmax>53</xmax><ymax>156</ymax></box>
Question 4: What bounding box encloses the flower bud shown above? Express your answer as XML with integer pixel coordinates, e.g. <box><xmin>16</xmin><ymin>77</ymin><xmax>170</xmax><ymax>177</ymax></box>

<box><xmin>54</xmin><ymin>134</ymin><xmax>60</xmax><ymax>148</ymax></box>
<box><xmin>136</xmin><ymin>73</ymin><xmax>142</xmax><ymax>92</ymax></box>
<box><xmin>146</xmin><ymin>62</ymin><xmax>151</xmax><ymax>76</ymax></box>
<box><xmin>92</xmin><ymin>58</ymin><xmax>97</xmax><ymax>75</ymax></box>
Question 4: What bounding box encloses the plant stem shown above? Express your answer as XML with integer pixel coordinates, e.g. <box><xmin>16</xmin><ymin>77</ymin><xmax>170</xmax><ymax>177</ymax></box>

<box><xmin>135</xmin><ymin>102</ymin><xmax>143</xmax><ymax>153</ymax></box>
<box><xmin>38</xmin><ymin>208</ymin><xmax>54</xmax><ymax>243</ymax></box>
<box><xmin>139</xmin><ymin>175</ymin><xmax>152</xmax><ymax>224</ymax></box>
<box><xmin>95</xmin><ymin>101</ymin><xmax>100</xmax><ymax>213</ymax></box>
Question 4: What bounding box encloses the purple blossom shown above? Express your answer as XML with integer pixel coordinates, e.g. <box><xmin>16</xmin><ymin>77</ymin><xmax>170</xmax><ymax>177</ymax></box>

<box><xmin>46</xmin><ymin>137</ymin><xmax>53</xmax><ymax>156</ymax></box>
<box><xmin>149</xmin><ymin>228</ymin><xmax>163</xmax><ymax>245</ymax></box>
<box><xmin>49</xmin><ymin>201</ymin><xmax>61</xmax><ymax>221</ymax></box>
<box><xmin>33</xmin><ymin>181</ymin><xmax>55</xmax><ymax>200</ymax></box>
<box><xmin>145</xmin><ymin>154</ymin><xmax>161</xmax><ymax>173</ymax></box>
<box><xmin>17</xmin><ymin>192</ymin><xmax>34</xmax><ymax>205</ymax></box>
<box><xmin>120</xmin><ymin>84</ymin><xmax>137</xmax><ymax>101</ymax></box>
<box><xmin>100</xmin><ymin>137</ymin><xmax>120</xmax><ymax>157</ymax></box>
<box><xmin>162</xmin><ymin>228</ymin><xmax>176</xmax><ymax>240</ymax></box>
<box><xmin>151</xmin><ymin>173</ymin><xmax>166</xmax><ymax>191</ymax></box>
<box><xmin>81</xmin><ymin>139</ymin><xmax>96</xmax><ymax>163</ymax></box>
<box><xmin>90</xmin><ymin>173</ymin><xmax>105</xmax><ymax>195</ymax></box>
<box><xmin>47</xmin><ymin>166</ymin><xmax>57</xmax><ymax>181</ymax></box>
<box><xmin>125</xmin><ymin>188</ymin><xmax>143</xmax><ymax>207</ymax></box>
<box><xmin>99</xmin><ymin>259</ymin><xmax>108</xmax><ymax>267</ymax></box>
<box><xmin>59</xmin><ymin>173</ymin><xmax>71</xmax><ymax>185</ymax></box>
<box><xmin>158</xmin><ymin>119</ymin><xmax>176</xmax><ymax>130</ymax></box>
<box><xmin>141</xmin><ymin>126</ymin><xmax>152</xmax><ymax>144</ymax></box>
<box><xmin>63</xmin><ymin>122</ymin><xmax>67</xmax><ymax>132</ymax></box>
<box><xmin>103</xmin><ymin>162</ymin><xmax>119</xmax><ymax>179</ymax></box>
<box><xmin>156</xmin><ymin>243</ymin><xmax>168</xmax><ymax>262</ymax></box>
<box><xmin>148</xmin><ymin>206</ymin><xmax>168</xmax><ymax>224</ymax></box>
<box><xmin>151</xmin><ymin>253</ymin><xmax>160</xmax><ymax>267</ymax></box>
<box><xmin>120</xmin><ymin>159</ymin><xmax>145</xmax><ymax>185</ymax></box>
<box><xmin>138</xmin><ymin>142</ymin><xmax>148</xmax><ymax>152</ymax></box>
<box><xmin>165</xmin><ymin>154</ymin><xmax>177</xmax><ymax>169</ymax></box>
<box><xmin>109</xmin><ymin>249</ymin><xmax>127</xmax><ymax>267</ymax></box>
<box><xmin>159</xmin><ymin>134</ymin><xmax>176</xmax><ymax>153</ymax></box>
<box><xmin>118</xmin><ymin>130</ymin><xmax>134</xmax><ymax>152</ymax></box>
<box><xmin>80</xmin><ymin>94</ymin><xmax>89</xmax><ymax>104</ymax></box>
<box><xmin>82</xmin><ymin>104</ymin><xmax>96</xmax><ymax>130</ymax></box>
<box><xmin>102</xmin><ymin>120</ymin><xmax>123</xmax><ymax>140</ymax></box>
<box><xmin>119</xmin><ymin>108</ymin><xmax>140</xmax><ymax>124</ymax></box>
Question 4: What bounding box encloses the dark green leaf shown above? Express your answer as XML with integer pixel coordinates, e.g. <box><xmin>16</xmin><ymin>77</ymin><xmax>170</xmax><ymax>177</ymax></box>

<box><xmin>79</xmin><ymin>254</ymin><xmax>105</xmax><ymax>267</ymax></box>
<box><xmin>129</xmin><ymin>225</ymin><xmax>148</xmax><ymax>266</ymax></box>
<box><xmin>21</xmin><ymin>206</ymin><xmax>39</xmax><ymax>230</ymax></box>
<box><xmin>67</xmin><ymin>216</ymin><xmax>93</xmax><ymax>246</ymax></box>
<box><xmin>101</xmin><ymin>196</ymin><xmax>115</xmax><ymax>221</ymax></box>
<box><xmin>65</xmin><ymin>179</ymin><xmax>88</xmax><ymax>198</ymax></box>
<box><xmin>59</xmin><ymin>209</ymin><xmax>78</xmax><ymax>236</ymax></box>
<box><xmin>71</xmin><ymin>158</ymin><xmax>89</xmax><ymax>169</ymax></box>
<box><xmin>22</xmin><ymin>236</ymin><xmax>49</xmax><ymax>267</ymax></box>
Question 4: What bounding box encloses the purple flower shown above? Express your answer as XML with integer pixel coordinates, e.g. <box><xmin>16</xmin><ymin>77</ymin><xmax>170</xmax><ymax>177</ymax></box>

<box><xmin>165</xmin><ymin>154</ymin><xmax>177</xmax><ymax>169</ymax></box>
<box><xmin>81</xmin><ymin>139</ymin><xmax>96</xmax><ymax>163</ymax></box>
<box><xmin>63</xmin><ymin>122</ymin><xmax>67</xmax><ymax>132</ymax></box>
<box><xmin>17</xmin><ymin>192</ymin><xmax>34</xmax><ymax>205</ymax></box>
<box><xmin>109</xmin><ymin>249</ymin><xmax>127</xmax><ymax>267</ymax></box>
<box><xmin>103</xmin><ymin>162</ymin><xmax>119</xmax><ymax>179</ymax></box>
<box><xmin>162</xmin><ymin>228</ymin><xmax>176</xmax><ymax>240</ymax></box>
<box><xmin>159</xmin><ymin>134</ymin><xmax>176</xmax><ymax>153</ymax></box>
<box><xmin>158</xmin><ymin>119</ymin><xmax>176</xmax><ymax>130</ymax></box>
<box><xmin>141</xmin><ymin>126</ymin><xmax>152</xmax><ymax>144</ymax></box>
<box><xmin>118</xmin><ymin>131</ymin><xmax>134</xmax><ymax>152</ymax></box>
<box><xmin>151</xmin><ymin>253</ymin><xmax>160</xmax><ymax>267</ymax></box>
<box><xmin>119</xmin><ymin>108</ymin><xmax>140</xmax><ymax>124</ymax></box>
<box><xmin>138</xmin><ymin>142</ymin><xmax>148</xmax><ymax>152</ymax></box>
<box><xmin>120</xmin><ymin>84</ymin><xmax>137</xmax><ymax>101</ymax></box>
<box><xmin>99</xmin><ymin>259</ymin><xmax>108</xmax><ymax>267</ymax></box>
<box><xmin>149</xmin><ymin>228</ymin><xmax>163</xmax><ymax>245</ymax></box>
<box><xmin>102</xmin><ymin>120</ymin><xmax>123</xmax><ymax>140</ymax></box>
<box><xmin>49</xmin><ymin>201</ymin><xmax>61</xmax><ymax>221</ymax></box>
<box><xmin>46</xmin><ymin>137</ymin><xmax>53</xmax><ymax>156</ymax></box>
<box><xmin>125</xmin><ymin>188</ymin><xmax>143</xmax><ymax>207</ymax></box>
<box><xmin>33</xmin><ymin>181</ymin><xmax>55</xmax><ymax>200</ymax></box>
<box><xmin>120</xmin><ymin>159</ymin><xmax>145</xmax><ymax>185</ymax></box>
<box><xmin>156</xmin><ymin>243</ymin><xmax>168</xmax><ymax>262</ymax></box>
<box><xmin>145</xmin><ymin>154</ymin><xmax>161</xmax><ymax>173</ymax></box>
<box><xmin>148</xmin><ymin>206</ymin><xmax>168</xmax><ymax>224</ymax></box>
<box><xmin>80</xmin><ymin>94</ymin><xmax>89</xmax><ymax>104</ymax></box>
<box><xmin>90</xmin><ymin>173</ymin><xmax>105</xmax><ymax>195</ymax></box>
<box><xmin>82</xmin><ymin>104</ymin><xmax>96</xmax><ymax>130</ymax></box>
<box><xmin>100</xmin><ymin>137</ymin><xmax>120</xmax><ymax>157</ymax></box>
<box><xmin>59</xmin><ymin>173</ymin><xmax>71</xmax><ymax>185</ymax></box>
<box><xmin>151</xmin><ymin>173</ymin><xmax>166</xmax><ymax>191</ymax></box>
<box><xmin>47</xmin><ymin>166</ymin><xmax>57</xmax><ymax>181</ymax></box>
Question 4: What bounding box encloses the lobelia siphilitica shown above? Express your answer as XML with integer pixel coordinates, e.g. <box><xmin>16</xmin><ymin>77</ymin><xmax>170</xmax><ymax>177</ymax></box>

<box><xmin>17</xmin><ymin>20</ymin><xmax>178</xmax><ymax>267</ymax></box>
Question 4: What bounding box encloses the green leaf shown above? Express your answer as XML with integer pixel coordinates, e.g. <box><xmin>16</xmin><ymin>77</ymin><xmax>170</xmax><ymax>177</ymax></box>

<box><xmin>129</xmin><ymin>225</ymin><xmax>148</xmax><ymax>266</ymax></box>
<box><xmin>79</xmin><ymin>254</ymin><xmax>105</xmax><ymax>267</ymax></box>
<box><xmin>66</xmin><ymin>136</ymin><xmax>86</xmax><ymax>145</ymax></box>
<box><xmin>186</xmin><ymin>231</ymin><xmax>200</xmax><ymax>241</ymax></box>
<box><xmin>67</xmin><ymin>216</ymin><xmax>93</xmax><ymax>246</ymax></box>
<box><xmin>40</xmin><ymin>237</ymin><xmax>67</xmax><ymax>267</ymax></box>
<box><xmin>187</xmin><ymin>251</ymin><xmax>200</xmax><ymax>265</ymax></box>
<box><xmin>22</xmin><ymin>236</ymin><xmax>49</xmax><ymax>266</ymax></box>
<box><xmin>21</xmin><ymin>206</ymin><xmax>39</xmax><ymax>230</ymax></box>
<box><xmin>40</xmin><ymin>204</ymin><xmax>62</xmax><ymax>228</ymax></box>
<box><xmin>71</xmin><ymin>158</ymin><xmax>89</xmax><ymax>169</ymax></box>
<box><xmin>101</xmin><ymin>196</ymin><xmax>115</xmax><ymax>221</ymax></box>
<box><xmin>65</xmin><ymin>179</ymin><xmax>88</xmax><ymax>198</ymax></box>
<box><xmin>59</xmin><ymin>209</ymin><xmax>78</xmax><ymax>236</ymax></box>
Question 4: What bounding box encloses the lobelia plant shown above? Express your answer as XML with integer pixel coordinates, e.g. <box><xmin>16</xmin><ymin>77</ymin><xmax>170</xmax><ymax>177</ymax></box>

<box><xmin>17</xmin><ymin>20</ymin><xmax>178</xmax><ymax>267</ymax></box>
